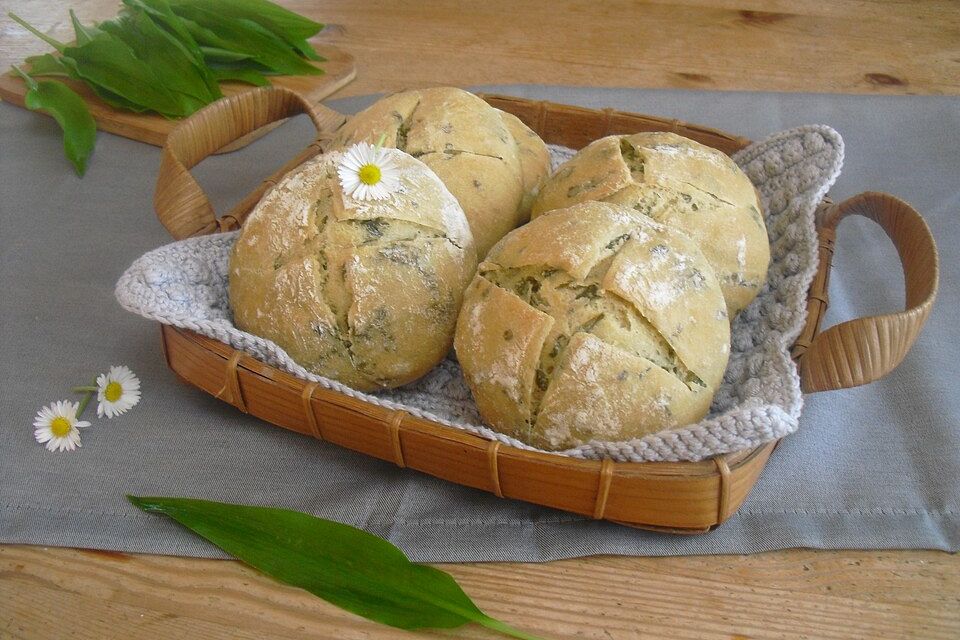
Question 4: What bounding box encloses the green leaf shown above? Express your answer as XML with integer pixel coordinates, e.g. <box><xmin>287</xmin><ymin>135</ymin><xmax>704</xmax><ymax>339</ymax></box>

<box><xmin>88</xmin><ymin>83</ymin><xmax>153</xmax><ymax>113</ymax></box>
<box><xmin>123</xmin><ymin>0</ymin><xmax>198</xmax><ymax>57</ymax></box>
<box><xmin>128</xmin><ymin>496</ymin><xmax>542</xmax><ymax>639</ymax></box>
<box><xmin>99</xmin><ymin>11</ymin><xmax>218</xmax><ymax>108</ymax></box>
<box><xmin>69</xmin><ymin>9</ymin><xmax>105</xmax><ymax>45</ymax></box>
<box><xmin>25</xmin><ymin>54</ymin><xmax>70</xmax><ymax>78</ymax></box>
<box><xmin>13</xmin><ymin>67</ymin><xmax>95</xmax><ymax>176</ymax></box>
<box><xmin>35</xmin><ymin>52</ymin><xmax>152</xmax><ymax>113</ymax></box>
<box><xmin>121</xmin><ymin>0</ymin><xmax>222</xmax><ymax>101</ymax></box>
<box><xmin>170</xmin><ymin>4</ymin><xmax>322</xmax><ymax>76</ymax></box>
<box><xmin>168</xmin><ymin>0</ymin><xmax>323</xmax><ymax>44</ymax></box>
<box><xmin>62</xmin><ymin>33</ymin><xmax>193</xmax><ymax>117</ymax></box>
<box><xmin>236</xmin><ymin>17</ymin><xmax>324</xmax><ymax>75</ymax></box>
<box><xmin>8</xmin><ymin>13</ymin><xmax>66</xmax><ymax>53</ymax></box>
<box><xmin>210</xmin><ymin>66</ymin><xmax>270</xmax><ymax>86</ymax></box>
<box><xmin>200</xmin><ymin>46</ymin><xmax>254</xmax><ymax>64</ymax></box>
<box><xmin>291</xmin><ymin>38</ymin><xmax>325</xmax><ymax>62</ymax></box>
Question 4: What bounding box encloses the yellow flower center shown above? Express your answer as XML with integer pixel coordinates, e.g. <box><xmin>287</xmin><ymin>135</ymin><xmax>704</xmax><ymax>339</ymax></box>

<box><xmin>105</xmin><ymin>381</ymin><xmax>123</xmax><ymax>403</ymax></box>
<box><xmin>358</xmin><ymin>164</ymin><xmax>381</xmax><ymax>185</ymax></box>
<box><xmin>50</xmin><ymin>417</ymin><xmax>72</xmax><ymax>438</ymax></box>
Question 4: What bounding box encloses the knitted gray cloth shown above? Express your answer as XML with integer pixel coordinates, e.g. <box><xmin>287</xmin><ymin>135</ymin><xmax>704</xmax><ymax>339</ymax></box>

<box><xmin>115</xmin><ymin>125</ymin><xmax>843</xmax><ymax>462</ymax></box>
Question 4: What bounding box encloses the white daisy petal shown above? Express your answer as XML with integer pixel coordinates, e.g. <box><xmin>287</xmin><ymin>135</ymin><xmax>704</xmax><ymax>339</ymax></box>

<box><xmin>337</xmin><ymin>141</ymin><xmax>401</xmax><ymax>202</ymax></box>
<box><xmin>95</xmin><ymin>366</ymin><xmax>142</xmax><ymax>419</ymax></box>
<box><xmin>341</xmin><ymin>156</ymin><xmax>364</xmax><ymax>171</ymax></box>
<box><xmin>33</xmin><ymin>400</ymin><xmax>88</xmax><ymax>453</ymax></box>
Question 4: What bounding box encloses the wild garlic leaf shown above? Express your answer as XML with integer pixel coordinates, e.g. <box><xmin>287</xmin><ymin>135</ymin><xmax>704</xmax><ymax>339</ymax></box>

<box><xmin>100</xmin><ymin>11</ymin><xmax>217</xmax><ymax>108</ymax></box>
<box><xmin>11</xmin><ymin>2</ymin><xmax>326</xmax><ymax>176</ymax></box>
<box><xmin>210</xmin><ymin>67</ymin><xmax>270</xmax><ymax>86</ymax></box>
<box><xmin>170</xmin><ymin>4</ymin><xmax>322</xmax><ymax>76</ymax></box>
<box><xmin>124</xmin><ymin>0</ymin><xmax>197</xmax><ymax>55</ymax></box>
<box><xmin>199</xmin><ymin>46</ymin><xmax>254</xmax><ymax>64</ymax></box>
<box><xmin>237</xmin><ymin>18</ymin><xmax>324</xmax><ymax>75</ymax></box>
<box><xmin>13</xmin><ymin>67</ymin><xmax>96</xmax><ymax>176</ymax></box>
<box><xmin>168</xmin><ymin>0</ymin><xmax>323</xmax><ymax>45</ymax></box>
<box><xmin>25</xmin><ymin>54</ymin><xmax>71</xmax><ymax>78</ymax></box>
<box><xmin>120</xmin><ymin>0</ymin><xmax>222</xmax><ymax>101</ymax></box>
<box><xmin>62</xmin><ymin>34</ymin><xmax>192</xmax><ymax>117</ymax></box>
<box><xmin>8</xmin><ymin>13</ymin><xmax>66</xmax><ymax>53</ymax></box>
<box><xmin>34</xmin><ymin>55</ymin><xmax>137</xmax><ymax>112</ymax></box>
<box><xmin>69</xmin><ymin>9</ymin><xmax>105</xmax><ymax>45</ymax></box>
<box><xmin>291</xmin><ymin>38</ymin><xmax>326</xmax><ymax>62</ymax></box>
<box><xmin>86</xmin><ymin>82</ymin><xmax>153</xmax><ymax>113</ymax></box>
<box><xmin>128</xmin><ymin>496</ymin><xmax>543</xmax><ymax>640</ymax></box>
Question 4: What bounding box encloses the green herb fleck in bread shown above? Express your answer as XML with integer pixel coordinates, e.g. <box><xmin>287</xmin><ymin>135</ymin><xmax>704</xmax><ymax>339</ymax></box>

<box><xmin>330</xmin><ymin>87</ymin><xmax>550</xmax><ymax>258</ymax></box>
<box><xmin>455</xmin><ymin>201</ymin><xmax>730</xmax><ymax>450</ymax></box>
<box><xmin>533</xmin><ymin>132</ymin><xmax>770</xmax><ymax>317</ymax></box>
<box><xmin>230</xmin><ymin>148</ymin><xmax>477</xmax><ymax>391</ymax></box>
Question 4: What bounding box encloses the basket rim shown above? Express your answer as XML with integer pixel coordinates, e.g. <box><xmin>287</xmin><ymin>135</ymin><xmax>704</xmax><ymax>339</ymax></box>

<box><xmin>171</xmin><ymin>324</ymin><xmax>771</xmax><ymax>478</ymax></box>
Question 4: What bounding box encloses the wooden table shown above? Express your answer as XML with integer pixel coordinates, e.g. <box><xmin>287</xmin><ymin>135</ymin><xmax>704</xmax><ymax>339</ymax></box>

<box><xmin>1</xmin><ymin>2</ymin><xmax>958</xmax><ymax>639</ymax></box>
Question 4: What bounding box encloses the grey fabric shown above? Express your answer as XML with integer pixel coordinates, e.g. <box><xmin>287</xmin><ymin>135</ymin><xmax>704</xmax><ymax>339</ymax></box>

<box><xmin>0</xmin><ymin>85</ymin><xmax>957</xmax><ymax>561</ymax></box>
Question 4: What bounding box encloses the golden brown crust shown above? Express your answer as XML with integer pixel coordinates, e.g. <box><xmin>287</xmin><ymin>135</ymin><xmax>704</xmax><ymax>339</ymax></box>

<box><xmin>417</xmin><ymin>151</ymin><xmax>523</xmax><ymax>260</ymax></box>
<box><xmin>533</xmin><ymin>332</ymin><xmax>707</xmax><ymax>449</ymax></box>
<box><xmin>497</xmin><ymin>109</ymin><xmax>551</xmax><ymax>217</ymax></box>
<box><xmin>331</xmin><ymin>87</ymin><xmax>549</xmax><ymax>258</ymax></box>
<box><xmin>531</xmin><ymin>132</ymin><xmax>770</xmax><ymax>316</ymax></box>
<box><xmin>454</xmin><ymin>277</ymin><xmax>555</xmax><ymax>436</ymax></box>
<box><xmin>455</xmin><ymin>201</ymin><xmax>730</xmax><ymax>450</ymax></box>
<box><xmin>229</xmin><ymin>149</ymin><xmax>477</xmax><ymax>391</ymax></box>
<box><xmin>484</xmin><ymin>200</ymin><xmax>639</xmax><ymax>280</ymax></box>
<box><xmin>602</xmin><ymin>227</ymin><xmax>729</xmax><ymax>388</ymax></box>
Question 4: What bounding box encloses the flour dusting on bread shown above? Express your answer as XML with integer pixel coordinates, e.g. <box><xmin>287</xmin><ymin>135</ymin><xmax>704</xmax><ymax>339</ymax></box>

<box><xmin>229</xmin><ymin>149</ymin><xmax>477</xmax><ymax>392</ymax></box>
<box><xmin>455</xmin><ymin>201</ymin><xmax>730</xmax><ymax>449</ymax></box>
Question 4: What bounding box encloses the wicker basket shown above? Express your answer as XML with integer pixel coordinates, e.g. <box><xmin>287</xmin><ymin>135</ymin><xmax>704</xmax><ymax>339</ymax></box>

<box><xmin>151</xmin><ymin>87</ymin><xmax>939</xmax><ymax>533</ymax></box>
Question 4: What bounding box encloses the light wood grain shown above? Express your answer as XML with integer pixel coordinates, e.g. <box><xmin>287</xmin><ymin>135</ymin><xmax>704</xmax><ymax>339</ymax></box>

<box><xmin>2</xmin><ymin>545</ymin><xmax>958</xmax><ymax>639</ymax></box>
<box><xmin>2</xmin><ymin>2</ymin><xmax>959</xmax><ymax>639</ymax></box>
<box><xmin>4</xmin><ymin>1</ymin><xmax>957</xmax><ymax>97</ymax></box>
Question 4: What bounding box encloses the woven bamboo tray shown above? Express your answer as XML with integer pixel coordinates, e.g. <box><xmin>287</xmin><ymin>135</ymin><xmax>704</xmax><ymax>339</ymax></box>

<box><xmin>152</xmin><ymin>87</ymin><xmax>939</xmax><ymax>533</ymax></box>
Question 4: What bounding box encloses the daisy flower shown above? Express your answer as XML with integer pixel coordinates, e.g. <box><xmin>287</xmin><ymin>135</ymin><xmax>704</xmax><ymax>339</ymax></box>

<box><xmin>96</xmin><ymin>365</ymin><xmax>141</xmax><ymax>418</ymax></box>
<box><xmin>337</xmin><ymin>141</ymin><xmax>400</xmax><ymax>201</ymax></box>
<box><xmin>34</xmin><ymin>400</ymin><xmax>90</xmax><ymax>452</ymax></box>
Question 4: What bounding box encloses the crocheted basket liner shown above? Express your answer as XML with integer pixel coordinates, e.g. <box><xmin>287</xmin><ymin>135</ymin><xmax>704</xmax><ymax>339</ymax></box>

<box><xmin>116</xmin><ymin>125</ymin><xmax>844</xmax><ymax>462</ymax></box>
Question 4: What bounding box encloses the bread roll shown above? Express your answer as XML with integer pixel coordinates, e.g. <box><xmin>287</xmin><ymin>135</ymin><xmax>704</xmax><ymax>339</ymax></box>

<box><xmin>229</xmin><ymin>148</ymin><xmax>477</xmax><ymax>392</ymax></box>
<box><xmin>455</xmin><ymin>201</ymin><xmax>730</xmax><ymax>450</ymax></box>
<box><xmin>532</xmin><ymin>132</ymin><xmax>769</xmax><ymax>317</ymax></box>
<box><xmin>330</xmin><ymin>87</ymin><xmax>550</xmax><ymax>257</ymax></box>
<box><xmin>497</xmin><ymin>109</ymin><xmax>552</xmax><ymax>217</ymax></box>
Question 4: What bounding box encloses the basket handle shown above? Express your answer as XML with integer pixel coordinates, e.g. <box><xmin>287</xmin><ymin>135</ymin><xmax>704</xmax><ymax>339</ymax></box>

<box><xmin>154</xmin><ymin>86</ymin><xmax>347</xmax><ymax>240</ymax></box>
<box><xmin>792</xmin><ymin>192</ymin><xmax>939</xmax><ymax>393</ymax></box>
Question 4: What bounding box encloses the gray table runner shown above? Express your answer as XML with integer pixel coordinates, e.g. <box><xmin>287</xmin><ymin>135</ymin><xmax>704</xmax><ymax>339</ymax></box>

<box><xmin>1</xmin><ymin>86</ymin><xmax>957</xmax><ymax>561</ymax></box>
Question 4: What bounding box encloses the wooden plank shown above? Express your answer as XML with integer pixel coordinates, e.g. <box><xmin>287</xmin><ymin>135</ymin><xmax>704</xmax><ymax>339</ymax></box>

<box><xmin>1</xmin><ymin>545</ymin><xmax>958</xmax><ymax>639</ymax></box>
<box><xmin>3</xmin><ymin>1</ymin><xmax>958</xmax><ymax>100</ymax></box>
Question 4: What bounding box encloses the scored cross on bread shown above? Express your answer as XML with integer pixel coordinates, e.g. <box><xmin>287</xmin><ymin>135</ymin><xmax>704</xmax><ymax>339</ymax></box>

<box><xmin>455</xmin><ymin>201</ymin><xmax>730</xmax><ymax>450</ymax></box>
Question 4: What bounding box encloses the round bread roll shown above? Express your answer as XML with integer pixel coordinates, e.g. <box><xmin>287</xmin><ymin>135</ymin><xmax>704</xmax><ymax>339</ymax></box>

<box><xmin>455</xmin><ymin>201</ymin><xmax>730</xmax><ymax>450</ymax></box>
<box><xmin>330</xmin><ymin>87</ymin><xmax>550</xmax><ymax>258</ymax></box>
<box><xmin>532</xmin><ymin>132</ymin><xmax>769</xmax><ymax>317</ymax></box>
<box><xmin>229</xmin><ymin>148</ymin><xmax>477</xmax><ymax>392</ymax></box>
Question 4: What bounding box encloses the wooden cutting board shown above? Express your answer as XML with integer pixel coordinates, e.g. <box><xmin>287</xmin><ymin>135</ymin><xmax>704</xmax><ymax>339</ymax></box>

<box><xmin>0</xmin><ymin>41</ymin><xmax>355</xmax><ymax>147</ymax></box>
